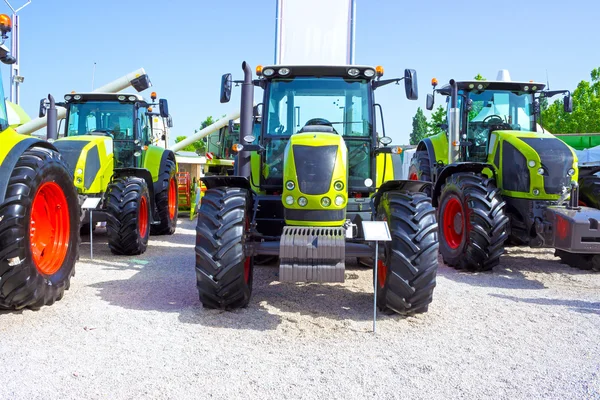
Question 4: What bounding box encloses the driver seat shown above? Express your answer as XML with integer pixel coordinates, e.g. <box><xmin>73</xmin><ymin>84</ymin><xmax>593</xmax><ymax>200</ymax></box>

<box><xmin>298</xmin><ymin>118</ymin><xmax>335</xmax><ymax>134</ymax></box>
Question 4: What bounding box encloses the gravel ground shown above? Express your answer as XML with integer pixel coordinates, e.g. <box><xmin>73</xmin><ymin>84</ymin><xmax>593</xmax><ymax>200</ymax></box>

<box><xmin>1</xmin><ymin>218</ymin><xmax>599</xmax><ymax>399</ymax></box>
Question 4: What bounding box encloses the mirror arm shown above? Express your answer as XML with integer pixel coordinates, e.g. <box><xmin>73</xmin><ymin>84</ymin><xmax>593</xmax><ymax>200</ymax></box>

<box><xmin>373</xmin><ymin>77</ymin><xmax>404</xmax><ymax>89</ymax></box>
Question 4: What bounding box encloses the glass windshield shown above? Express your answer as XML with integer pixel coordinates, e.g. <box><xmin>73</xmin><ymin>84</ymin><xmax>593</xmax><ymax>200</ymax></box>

<box><xmin>266</xmin><ymin>77</ymin><xmax>371</xmax><ymax>136</ymax></box>
<box><xmin>66</xmin><ymin>101</ymin><xmax>135</xmax><ymax>139</ymax></box>
<box><xmin>465</xmin><ymin>90</ymin><xmax>535</xmax><ymax>161</ymax></box>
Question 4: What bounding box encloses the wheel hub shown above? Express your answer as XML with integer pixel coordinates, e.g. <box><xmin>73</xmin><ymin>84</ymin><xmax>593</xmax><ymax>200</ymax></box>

<box><xmin>453</xmin><ymin>212</ymin><xmax>463</xmax><ymax>235</ymax></box>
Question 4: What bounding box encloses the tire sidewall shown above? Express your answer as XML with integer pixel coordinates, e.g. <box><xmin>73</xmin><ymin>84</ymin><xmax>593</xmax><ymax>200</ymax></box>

<box><xmin>24</xmin><ymin>151</ymin><xmax>79</xmax><ymax>285</ymax></box>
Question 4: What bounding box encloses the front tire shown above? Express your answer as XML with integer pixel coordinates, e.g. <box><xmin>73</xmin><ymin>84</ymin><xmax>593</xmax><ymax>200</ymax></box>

<box><xmin>375</xmin><ymin>190</ymin><xmax>439</xmax><ymax>315</ymax></box>
<box><xmin>105</xmin><ymin>177</ymin><xmax>150</xmax><ymax>255</ymax></box>
<box><xmin>195</xmin><ymin>187</ymin><xmax>253</xmax><ymax>309</ymax></box>
<box><xmin>438</xmin><ymin>173</ymin><xmax>508</xmax><ymax>272</ymax></box>
<box><xmin>151</xmin><ymin>158</ymin><xmax>178</xmax><ymax>235</ymax></box>
<box><xmin>0</xmin><ymin>147</ymin><xmax>79</xmax><ymax>310</ymax></box>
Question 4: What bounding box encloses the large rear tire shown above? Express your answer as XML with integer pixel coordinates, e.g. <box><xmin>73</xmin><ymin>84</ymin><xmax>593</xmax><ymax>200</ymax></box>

<box><xmin>105</xmin><ymin>176</ymin><xmax>150</xmax><ymax>255</ymax></box>
<box><xmin>151</xmin><ymin>158</ymin><xmax>178</xmax><ymax>235</ymax></box>
<box><xmin>0</xmin><ymin>147</ymin><xmax>79</xmax><ymax>310</ymax></box>
<box><xmin>375</xmin><ymin>190</ymin><xmax>439</xmax><ymax>315</ymax></box>
<box><xmin>578</xmin><ymin>173</ymin><xmax>600</xmax><ymax>209</ymax></box>
<box><xmin>195</xmin><ymin>187</ymin><xmax>253</xmax><ymax>309</ymax></box>
<box><xmin>438</xmin><ymin>173</ymin><xmax>508</xmax><ymax>272</ymax></box>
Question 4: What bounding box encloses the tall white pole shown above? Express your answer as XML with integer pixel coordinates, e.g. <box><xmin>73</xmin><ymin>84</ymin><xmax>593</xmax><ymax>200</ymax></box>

<box><xmin>4</xmin><ymin>0</ymin><xmax>31</xmax><ymax>105</ymax></box>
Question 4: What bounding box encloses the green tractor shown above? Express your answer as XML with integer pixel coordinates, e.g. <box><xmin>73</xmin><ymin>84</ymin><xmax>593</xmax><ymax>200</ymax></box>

<box><xmin>194</xmin><ymin>62</ymin><xmax>439</xmax><ymax>315</ymax></box>
<box><xmin>0</xmin><ymin>15</ymin><xmax>79</xmax><ymax>310</ymax></box>
<box><xmin>40</xmin><ymin>90</ymin><xmax>178</xmax><ymax>255</ymax></box>
<box><xmin>410</xmin><ymin>70</ymin><xmax>600</xmax><ymax>271</ymax></box>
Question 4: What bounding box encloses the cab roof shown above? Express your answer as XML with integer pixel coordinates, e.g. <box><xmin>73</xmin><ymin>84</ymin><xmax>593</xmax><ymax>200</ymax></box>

<box><xmin>64</xmin><ymin>93</ymin><xmax>145</xmax><ymax>102</ymax></box>
<box><xmin>259</xmin><ymin>65</ymin><xmax>379</xmax><ymax>81</ymax></box>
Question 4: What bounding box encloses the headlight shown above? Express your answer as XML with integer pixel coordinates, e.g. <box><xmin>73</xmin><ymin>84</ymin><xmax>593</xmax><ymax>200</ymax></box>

<box><xmin>321</xmin><ymin>197</ymin><xmax>331</xmax><ymax>207</ymax></box>
<box><xmin>76</xmin><ymin>168</ymin><xmax>83</xmax><ymax>175</ymax></box>
<box><xmin>278</xmin><ymin>67</ymin><xmax>290</xmax><ymax>76</ymax></box>
<box><xmin>568</xmin><ymin>168</ymin><xmax>576</xmax><ymax>176</ymax></box>
<box><xmin>74</xmin><ymin>95</ymin><xmax>82</xmax><ymax>101</ymax></box>
<box><xmin>528</xmin><ymin>160</ymin><xmax>536</xmax><ymax>168</ymax></box>
<box><xmin>348</xmin><ymin>68</ymin><xmax>360</xmax><ymax>76</ymax></box>
<box><xmin>263</xmin><ymin>68</ymin><xmax>275</xmax><ymax>76</ymax></box>
<box><xmin>335</xmin><ymin>196</ymin><xmax>344</xmax><ymax>206</ymax></box>
<box><xmin>128</xmin><ymin>95</ymin><xmax>137</xmax><ymax>101</ymax></box>
<box><xmin>537</xmin><ymin>167</ymin><xmax>545</xmax><ymax>175</ymax></box>
<box><xmin>286</xmin><ymin>180</ymin><xmax>295</xmax><ymax>190</ymax></box>
<box><xmin>334</xmin><ymin>181</ymin><xmax>344</xmax><ymax>191</ymax></box>
<box><xmin>64</xmin><ymin>95</ymin><xmax>72</xmax><ymax>101</ymax></box>
<box><xmin>118</xmin><ymin>95</ymin><xmax>126</xmax><ymax>101</ymax></box>
<box><xmin>298</xmin><ymin>197</ymin><xmax>308</xmax><ymax>207</ymax></box>
<box><xmin>364</xmin><ymin>69</ymin><xmax>375</xmax><ymax>77</ymax></box>
<box><xmin>533</xmin><ymin>189</ymin><xmax>540</xmax><ymax>196</ymax></box>
<box><xmin>285</xmin><ymin>195</ymin><xmax>294</xmax><ymax>205</ymax></box>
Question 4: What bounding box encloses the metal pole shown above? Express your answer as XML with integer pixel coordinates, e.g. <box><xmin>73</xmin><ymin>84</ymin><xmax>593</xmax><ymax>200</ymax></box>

<box><xmin>4</xmin><ymin>0</ymin><xmax>31</xmax><ymax>105</ymax></box>
<box><xmin>90</xmin><ymin>211</ymin><xmax>93</xmax><ymax>260</ymax></box>
<box><xmin>14</xmin><ymin>14</ymin><xmax>18</xmax><ymax>104</ymax></box>
<box><xmin>373</xmin><ymin>240</ymin><xmax>378</xmax><ymax>333</ymax></box>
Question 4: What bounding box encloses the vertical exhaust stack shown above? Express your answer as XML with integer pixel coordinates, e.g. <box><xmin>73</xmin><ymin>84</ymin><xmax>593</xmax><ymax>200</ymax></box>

<box><xmin>238</xmin><ymin>61</ymin><xmax>254</xmax><ymax>178</ymax></box>
<box><xmin>46</xmin><ymin>94</ymin><xmax>57</xmax><ymax>141</ymax></box>
<box><xmin>448</xmin><ymin>79</ymin><xmax>460</xmax><ymax>163</ymax></box>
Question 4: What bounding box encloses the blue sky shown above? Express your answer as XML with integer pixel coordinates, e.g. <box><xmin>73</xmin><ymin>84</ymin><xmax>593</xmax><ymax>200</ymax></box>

<box><xmin>4</xmin><ymin>0</ymin><xmax>599</xmax><ymax>145</ymax></box>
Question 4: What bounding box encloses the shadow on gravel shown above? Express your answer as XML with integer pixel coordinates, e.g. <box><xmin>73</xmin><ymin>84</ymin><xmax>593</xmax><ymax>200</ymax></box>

<box><xmin>490</xmin><ymin>293</ymin><xmax>600</xmax><ymax>315</ymax></box>
<box><xmin>85</xmin><ymin>219</ymin><xmax>389</xmax><ymax>331</ymax></box>
<box><xmin>437</xmin><ymin>263</ymin><xmax>547</xmax><ymax>290</ymax></box>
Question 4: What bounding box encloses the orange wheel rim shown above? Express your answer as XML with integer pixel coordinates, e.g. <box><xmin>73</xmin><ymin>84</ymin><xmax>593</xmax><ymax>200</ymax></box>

<box><xmin>30</xmin><ymin>182</ymin><xmax>70</xmax><ymax>275</ymax></box>
<box><xmin>377</xmin><ymin>259</ymin><xmax>387</xmax><ymax>288</ymax></box>
<box><xmin>168</xmin><ymin>178</ymin><xmax>177</xmax><ymax>219</ymax></box>
<box><xmin>139</xmin><ymin>196</ymin><xmax>148</xmax><ymax>237</ymax></box>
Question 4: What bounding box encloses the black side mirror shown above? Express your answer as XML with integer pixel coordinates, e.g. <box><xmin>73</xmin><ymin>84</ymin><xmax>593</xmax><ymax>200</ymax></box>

<box><xmin>426</xmin><ymin>94</ymin><xmax>434</xmax><ymax>111</ymax></box>
<box><xmin>39</xmin><ymin>98</ymin><xmax>48</xmax><ymax>118</ymax></box>
<box><xmin>159</xmin><ymin>99</ymin><xmax>169</xmax><ymax>118</ymax></box>
<box><xmin>161</xmin><ymin>134</ymin><xmax>166</xmax><ymax>141</ymax></box>
<box><xmin>228</xmin><ymin>119</ymin><xmax>234</xmax><ymax>134</ymax></box>
<box><xmin>220</xmin><ymin>73</ymin><xmax>232</xmax><ymax>103</ymax></box>
<box><xmin>404</xmin><ymin>69</ymin><xmax>418</xmax><ymax>100</ymax></box>
<box><xmin>564</xmin><ymin>95</ymin><xmax>573</xmax><ymax>113</ymax></box>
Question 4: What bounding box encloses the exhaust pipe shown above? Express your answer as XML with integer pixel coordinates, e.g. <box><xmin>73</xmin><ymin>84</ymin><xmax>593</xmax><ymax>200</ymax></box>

<box><xmin>237</xmin><ymin>61</ymin><xmax>254</xmax><ymax>179</ymax></box>
<box><xmin>46</xmin><ymin>94</ymin><xmax>58</xmax><ymax>141</ymax></box>
<box><xmin>448</xmin><ymin>79</ymin><xmax>460</xmax><ymax>164</ymax></box>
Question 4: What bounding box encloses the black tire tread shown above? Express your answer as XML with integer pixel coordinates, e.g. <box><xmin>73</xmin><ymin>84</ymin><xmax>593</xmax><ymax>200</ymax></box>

<box><xmin>195</xmin><ymin>187</ymin><xmax>252</xmax><ymax>309</ymax></box>
<box><xmin>377</xmin><ymin>190</ymin><xmax>439</xmax><ymax>315</ymax></box>
<box><xmin>579</xmin><ymin>174</ymin><xmax>600</xmax><ymax>209</ymax></box>
<box><xmin>151</xmin><ymin>158</ymin><xmax>178</xmax><ymax>235</ymax></box>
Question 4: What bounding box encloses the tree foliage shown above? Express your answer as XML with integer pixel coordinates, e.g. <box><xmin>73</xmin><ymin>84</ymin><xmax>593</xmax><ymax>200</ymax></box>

<box><xmin>410</xmin><ymin>107</ymin><xmax>428</xmax><ymax>145</ymax></box>
<box><xmin>427</xmin><ymin>105</ymin><xmax>447</xmax><ymax>137</ymax></box>
<box><xmin>541</xmin><ymin>67</ymin><xmax>600</xmax><ymax>133</ymax></box>
<box><xmin>174</xmin><ymin>115</ymin><xmax>217</xmax><ymax>154</ymax></box>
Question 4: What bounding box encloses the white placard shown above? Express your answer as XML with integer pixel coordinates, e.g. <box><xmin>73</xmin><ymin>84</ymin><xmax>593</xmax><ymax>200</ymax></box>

<box><xmin>361</xmin><ymin>221</ymin><xmax>392</xmax><ymax>242</ymax></box>
<box><xmin>81</xmin><ymin>197</ymin><xmax>102</xmax><ymax>209</ymax></box>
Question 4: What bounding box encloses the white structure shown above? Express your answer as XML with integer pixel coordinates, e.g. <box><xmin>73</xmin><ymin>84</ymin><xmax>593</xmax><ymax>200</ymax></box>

<box><xmin>275</xmin><ymin>0</ymin><xmax>356</xmax><ymax>65</ymax></box>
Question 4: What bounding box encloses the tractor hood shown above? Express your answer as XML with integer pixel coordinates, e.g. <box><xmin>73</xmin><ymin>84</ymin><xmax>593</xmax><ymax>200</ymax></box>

<box><xmin>53</xmin><ymin>136</ymin><xmax>114</xmax><ymax>194</ymax></box>
<box><xmin>490</xmin><ymin>130</ymin><xmax>578</xmax><ymax>199</ymax></box>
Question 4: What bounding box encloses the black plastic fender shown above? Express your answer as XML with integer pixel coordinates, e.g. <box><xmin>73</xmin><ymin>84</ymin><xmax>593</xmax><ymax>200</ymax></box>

<box><xmin>372</xmin><ymin>179</ymin><xmax>432</xmax><ymax>212</ymax></box>
<box><xmin>432</xmin><ymin>162</ymin><xmax>496</xmax><ymax>207</ymax></box>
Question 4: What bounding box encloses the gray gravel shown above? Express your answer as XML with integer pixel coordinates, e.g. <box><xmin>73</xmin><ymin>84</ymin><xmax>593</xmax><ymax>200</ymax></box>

<box><xmin>1</xmin><ymin>218</ymin><xmax>599</xmax><ymax>399</ymax></box>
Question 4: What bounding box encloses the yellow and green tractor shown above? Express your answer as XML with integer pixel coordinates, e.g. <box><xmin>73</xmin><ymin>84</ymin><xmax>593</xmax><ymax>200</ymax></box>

<box><xmin>40</xmin><ymin>90</ymin><xmax>179</xmax><ymax>255</ymax></box>
<box><xmin>0</xmin><ymin>15</ymin><xmax>80</xmax><ymax>310</ymax></box>
<box><xmin>411</xmin><ymin>70</ymin><xmax>600</xmax><ymax>271</ymax></box>
<box><xmin>195</xmin><ymin>62</ymin><xmax>439</xmax><ymax>315</ymax></box>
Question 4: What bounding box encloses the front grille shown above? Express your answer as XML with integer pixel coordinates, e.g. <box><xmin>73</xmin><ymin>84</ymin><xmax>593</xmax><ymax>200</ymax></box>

<box><xmin>502</xmin><ymin>141</ymin><xmax>530</xmax><ymax>192</ymax></box>
<box><xmin>285</xmin><ymin>208</ymin><xmax>345</xmax><ymax>222</ymax></box>
<box><xmin>520</xmin><ymin>138</ymin><xmax>573</xmax><ymax>194</ymax></box>
<box><xmin>53</xmin><ymin>140</ymin><xmax>88</xmax><ymax>176</ymax></box>
<box><xmin>293</xmin><ymin>145</ymin><xmax>337</xmax><ymax>195</ymax></box>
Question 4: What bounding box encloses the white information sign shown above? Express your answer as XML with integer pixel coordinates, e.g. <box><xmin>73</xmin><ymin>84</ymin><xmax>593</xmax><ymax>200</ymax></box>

<box><xmin>82</xmin><ymin>197</ymin><xmax>101</xmax><ymax>209</ymax></box>
<box><xmin>361</xmin><ymin>221</ymin><xmax>392</xmax><ymax>242</ymax></box>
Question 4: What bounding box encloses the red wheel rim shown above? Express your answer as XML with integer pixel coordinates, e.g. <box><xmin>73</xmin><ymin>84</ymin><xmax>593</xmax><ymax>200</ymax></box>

<box><xmin>377</xmin><ymin>259</ymin><xmax>387</xmax><ymax>288</ymax></box>
<box><xmin>30</xmin><ymin>182</ymin><xmax>70</xmax><ymax>275</ymax></box>
<box><xmin>139</xmin><ymin>196</ymin><xmax>148</xmax><ymax>237</ymax></box>
<box><xmin>168</xmin><ymin>178</ymin><xmax>177</xmax><ymax>219</ymax></box>
<box><xmin>443</xmin><ymin>197</ymin><xmax>464</xmax><ymax>249</ymax></box>
<box><xmin>409</xmin><ymin>172</ymin><xmax>418</xmax><ymax>181</ymax></box>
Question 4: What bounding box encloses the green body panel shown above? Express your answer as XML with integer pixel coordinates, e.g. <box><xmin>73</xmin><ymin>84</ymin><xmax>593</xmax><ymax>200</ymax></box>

<box><xmin>554</xmin><ymin>133</ymin><xmax>600</xmax><ymax>151</ymax></box>
<box><xmin>427</xmin><ymin>132</ymin><xmax>449</xmax><ymax>164</ymax></box>
<box><xmin>375</xmin><ymin>153</ymin><xmax>395</xmax><ymax>187</ymax></box>
<box><xmin>283</xmin><ymin>132</ymin><xmax>347</xmax><ymax>226</ymax></box>
<box><xmin>54</xmin><ymin>135</ymin><xmax>115</xmax><ymax>194</ymax></box>
<box><xmin>142</xmin><ymin>145</ymin><xmax>166</xmax><ymax>182</ymax></box>
<box><xmin>250</xmin><ymin>152</ymin><xmax>261</xmax><ymax>193</ymax></box>
<box><xmin>0</xmin><ymin>128</ymin><xmax>30</xmax><ymax>166</ymax></box>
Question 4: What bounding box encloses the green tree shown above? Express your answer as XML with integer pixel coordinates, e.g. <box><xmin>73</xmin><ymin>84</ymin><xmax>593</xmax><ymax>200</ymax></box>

<box><xmin>174</xmin><ymin>115</ymin><xmax>218</xmax><ymax>154</ymax></box>
<box><xmin>474</xmin><ymin>73</ymin><xmax>486</xmax><ymax>81</ymax></box>
<box><xmin>410</xmin><ymin>107</ymin><xmax>428</xmax><ymax>145</ymax></box>
<box><xmin>541</xmin><ymin>67</ymin><xmax>600</xmax><ymax>133</ymax></box>
<box><xmin>427</xmin><ymin>105</ymin><xmax>447</xmax><ymax>136</ymax></box>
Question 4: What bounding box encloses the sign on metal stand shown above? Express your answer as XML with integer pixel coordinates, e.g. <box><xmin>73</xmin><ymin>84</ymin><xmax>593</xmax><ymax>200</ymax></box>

<box><xmin>81</xmin><ymin>197</ymin><xmax>102</xmax><ymax>259</ymax></box>
<box><xmin>361</xmin><ymin>220</ymin><xmax>392</xmax><ymax>333</ymax></box>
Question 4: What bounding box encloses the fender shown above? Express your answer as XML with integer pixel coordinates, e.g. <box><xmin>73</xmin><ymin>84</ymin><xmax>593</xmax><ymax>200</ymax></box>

<box><xmin>372</xmin><ymin>179</ymin><xmax>432</xmax><ymax>212</ymax></box>
<box><xmin>152</xmin><ymin>149</ymin><xmax>176</xmax><ymax>196</ymax></box>
<box><xmin>0</xmin><ymin>137</ymin><xmax>58</xmax><ymax>204</ymax></box>
<box><xmin>432</xmin><ymin>162</ymin><xmax>496</xmax><ymax>207</ymax></box>
<box><xmin>418</xmin><ymin>138</ymin><xmax>437</xmax><ymax>171</ymax></box>
<box><xmin>201</xmin><ymin>176</ymin><xmax>253</xmax><ymax>191</ymax></box>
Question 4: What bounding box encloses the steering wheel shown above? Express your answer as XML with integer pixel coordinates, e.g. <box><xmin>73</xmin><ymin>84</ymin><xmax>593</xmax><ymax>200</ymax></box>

<box><xmin>483</xmin><ymin>115</ymin><xmax>504</xmax><ymax>124</ymax></box>
<box><xmin>303</xmin><ymin>118</ymin><xmax>338</xmax><ymax>134</ymax></box>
